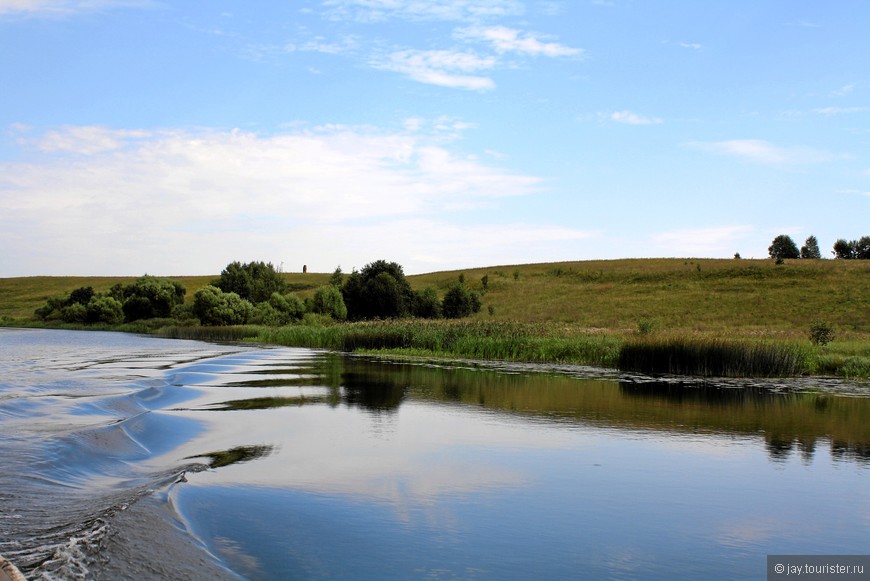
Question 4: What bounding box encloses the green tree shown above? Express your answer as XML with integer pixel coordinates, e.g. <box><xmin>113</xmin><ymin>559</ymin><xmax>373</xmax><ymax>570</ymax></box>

<box><xmin>800</xmin><ymin>235</ymin><xmax>821</xmax><ymax>259</ymax></box>
<box><xmin>341</xmin><ymin>260</ymin><xmax>415</xmax><ymax>320</ymax></box>
<box><xmin>768</xmin><ymin>235</ymin><xmax>799</xmax><ymax>260</ymax></box>
<box><xmin>413</xmin><ymin>287</ymin><xmax>442</xmax><ymax>319</ymax></box>
<box><xmin>833</xmin><ymin>239</ymin><xmax>856</xmax><ymax>259</ymax></box>
<box><xmin>441</xmin><ymin>284</ymin><xmax>482</xmax><ymax>319</ymax></box>
<box><xmin>120</xmin><ymin>276</ymin><xmax>186</xmax><ymax>321</ymax></box>
<box><xmin>192</xmin><ymin>286</ymin><xmax>252</xmax><ymax>326</ymax></box>
<box><xmin>856</xmin><ymin>236</ymin><xmax>870</xmax><ymax>259</ymax></box>
<box><xmin>311</xmin><ymin>285</ymin><xmax>348</xmax><ymax>321</ymax></box>
<box><xmin>60</xmin><ymin>302</ymin><xmax>88</xmax><ymax>323</ymax></box>
<box><xmin>215</xmin><ymin>261</ymin><xmax>287</xmax><ymax>303</ymax></box>
<box><xmin>86</xmin><ymin>296</ymin><xmax>124</xmax><ymax>324</ymax></box>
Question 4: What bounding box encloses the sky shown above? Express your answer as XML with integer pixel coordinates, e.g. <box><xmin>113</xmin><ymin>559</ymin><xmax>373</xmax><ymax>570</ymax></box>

<box><xmin>1</xmin><ymin>0</ymin><xmax>868</xmax><ymax>276</ymax></box>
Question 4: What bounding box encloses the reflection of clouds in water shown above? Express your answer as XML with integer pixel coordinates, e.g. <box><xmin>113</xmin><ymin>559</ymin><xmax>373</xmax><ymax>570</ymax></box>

<box><xmin>715</xmin><ymin>519</ymin><xmax>781</xmax><ymax>549</ymax></box>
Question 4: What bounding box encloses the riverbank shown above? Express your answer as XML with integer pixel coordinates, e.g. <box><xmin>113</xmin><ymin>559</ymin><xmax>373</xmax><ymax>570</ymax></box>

<box><xmin>3</xmin><ymin>258</ymin><xmax>869</xmax><ymax>378</ymax></box>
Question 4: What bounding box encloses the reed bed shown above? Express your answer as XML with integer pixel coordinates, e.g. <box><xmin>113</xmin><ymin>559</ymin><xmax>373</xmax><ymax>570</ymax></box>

<box><xmin>255</xmin><ymin>320</ymin><xmax>621</xmax><ymax>367</ymax></box>
<box><xmin>618</xmin><ymin>337</ymin><xmax>811</xmax><ymax>377</ymax></box>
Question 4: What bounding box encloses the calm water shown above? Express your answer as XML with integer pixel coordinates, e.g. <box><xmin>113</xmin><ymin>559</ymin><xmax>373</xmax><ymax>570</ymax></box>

<box><xmin>1</xmin><ymin>328</ymin><xmax>868</xmax><ymax>580</ymax></box>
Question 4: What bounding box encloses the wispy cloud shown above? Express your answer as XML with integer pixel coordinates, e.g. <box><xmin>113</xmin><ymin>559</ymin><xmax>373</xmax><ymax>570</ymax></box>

<box><xmin>323</xmin><ymin>0</ymin><xmax>525</xmax><ymax>23</ymax></box>
<box><xmin>0</xmin><ymin>0</ymin><xmax>150</xmax><ymax>17</ymax></box>
<box><xmin>813</xmin><ymin>106</ymin><xmax>868</xmax><ymax>116</ymax></box>
<box><xmin>456</xmin><ymin>25</ymin><xmax>583</xmax><ymax>57</ymax></box>
<box><xmin>373</xmin><ymin>49</ymin><xmax>497</xmax><ymax>90</ymax></box>
<box><xmin>679</xmin><ymin>42</ymin><xmax>702</xmax><ymax>50</ymax></box>
<box><xmin>610</xmin><ymin>110</ymin><xmax>663</xmax><ymax>125</ymax></box>
<box><xmin>830</xmin><ymin>83</ymin><xmax>855</xmax><ymax>97</ymax></box>
<box><xmin>689</xmin><ymin>139</ymin><xmax>836</xmax><ymax>165</ymax></box>
<box><xmin>0</xmin><ymin>124</ymin><xmax>584</xmax><ymax>275</ymax></box>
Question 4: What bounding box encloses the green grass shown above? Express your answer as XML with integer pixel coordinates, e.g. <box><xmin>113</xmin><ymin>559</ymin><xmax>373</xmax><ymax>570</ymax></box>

<box><xmin>3</xmin><ymin>258</ymin><xmax>870</xmax><ymax>377</ymax></box>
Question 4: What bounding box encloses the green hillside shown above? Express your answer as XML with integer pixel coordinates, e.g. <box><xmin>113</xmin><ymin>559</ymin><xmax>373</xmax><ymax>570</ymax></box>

<box><xmin>2</xmin><ymin>258</ymin><xmax>869</xmax><ymax>340</ymax></box>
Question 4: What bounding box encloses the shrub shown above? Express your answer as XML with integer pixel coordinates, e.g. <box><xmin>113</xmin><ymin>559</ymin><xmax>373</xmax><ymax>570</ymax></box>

<box><xmin>192</xmin><ymin>286</ymin><xmax>253</xmax><ymax>326</ymax></box>
<box><xmin>86</xmin><ymin>296</ymin><xmax>124</xmax><ymax>324</ymax></box>
<box><xmin>413</xmin><ymin>287</ymin><xmax>441</xmax><ymax>319</ymax></box>
<box><xmin>442</xmin><ymin>284</ymin><xmax>482</xmax><ymax>319</ymax></box>
<box><xmin>311</xmin><ymin>285</ymin><xmax>348</xmax><ymax>321</ymax></box>
<box><xmin>809</xmin><ymin>321</ymin><xmax>835</xmax><ymax>346</ymax></box>
<box><xmin>341</xmin><ymin>260</ymin><xmax>415</xmax><ymax>320</ymax></box>
<box><xmin>60</xmin><ymin>302</ymin><xmax>88</xmax><ymax>324</ymax></box>
<box><xmin>120</xmin><ymin>276</ymin><xmax>186</xmax><ymax>321</ymax></box>
<box><xmin>215</xmin><ymin>261</ymin><xmax>287</xmax><ymax>303</ymax></box>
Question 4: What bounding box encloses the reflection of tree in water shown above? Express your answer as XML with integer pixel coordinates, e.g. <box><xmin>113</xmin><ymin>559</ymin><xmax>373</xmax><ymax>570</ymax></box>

<box><xmin>619</xmin><ymin>381</ymin><xmax>870</xmax><ymax>465</ymax></box>
<box><xmin>187</xmin><ymin>445</ymin><xmax>274</xmax><ymax>469</ymax></box>
<box><xmin>341</xmin><ymin>371</ymin><xmax>407</xmax><ymax>412</ymax></box>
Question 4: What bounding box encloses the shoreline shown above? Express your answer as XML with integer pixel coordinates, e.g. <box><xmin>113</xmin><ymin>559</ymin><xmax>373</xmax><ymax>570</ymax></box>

<box><xmin>0</xmin><ymin>555</ymin><xmax>26</xmax><ymax>581</ymax></box>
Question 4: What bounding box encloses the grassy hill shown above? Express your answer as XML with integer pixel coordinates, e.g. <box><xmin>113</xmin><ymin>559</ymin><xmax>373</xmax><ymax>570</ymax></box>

<box><xmin>2</xmin><ymin>258</ymin><xmax>869</xmax><ymax>340</ymax></box>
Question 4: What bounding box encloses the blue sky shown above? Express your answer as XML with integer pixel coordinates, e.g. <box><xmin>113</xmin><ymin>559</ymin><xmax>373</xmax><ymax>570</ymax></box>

<box><xmin>1</xmin><ymin>0</ymin><xmax>868</xmax><ymax>276</ymax></box>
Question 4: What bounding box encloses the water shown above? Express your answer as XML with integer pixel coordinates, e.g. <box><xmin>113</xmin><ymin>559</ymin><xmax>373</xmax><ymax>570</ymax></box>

<box><xmin>1</xmin><ymin>329</ymin><xmax>868</xmax><ymax>580</ymax></box>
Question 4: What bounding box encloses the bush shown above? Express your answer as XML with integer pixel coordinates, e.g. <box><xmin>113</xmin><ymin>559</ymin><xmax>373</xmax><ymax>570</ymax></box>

<box><xmin>413</xmin><ymin>287</ymin><xmax>441</xmax><ymax>319</ymax></box>
<box><xmin>60</xmin><ymin>302</ymin><xmax>88</xmax><ymax>323</ymax></box>
<box><xmin>441</xmin><ymin>285</ymin><xmax>482</xmax><ymax>319</ymax></box>
<box><xmin>192</xmin><ymin>286</ymin><xmax>253</xmax><ymax>326</ymax></box>
<box><xmin>311</xmin><ymin>285</ymin><xmax>348</xmax><ymax>321</ymax></box>
<box><xmin>341</xmin><ymin>260</ymin><xmax>415</xmax><ymax>320</ymax></box>
<box><xmin>809</xmin><ymin>321</ymin><xmax>835</xmax><ymax>346</ymax></box>
<box><xmin>86</xmin><ymin>296</ymin><xmax>124</xmax><ymax>324</ymax></box>
<box><xmin>120</xmin><ymin>276</ymin><xmax>186</xmax><ymax>321</ymax></box>
<box><xmin>215</xmin><ymin>261</ymin><xmax>287</xmax><ymax>303</ymax></box>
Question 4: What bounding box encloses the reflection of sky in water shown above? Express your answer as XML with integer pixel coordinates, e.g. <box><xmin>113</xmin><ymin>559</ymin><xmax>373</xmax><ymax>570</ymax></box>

<box><xmin>5</xmin><ymin>330</ymin><xmax>867</xmax><ymax>580</ymax></box>
<box><xmin>164</xmin><ymin>358</ymin><xmax>870</xmax><ymax>580</ymax></box>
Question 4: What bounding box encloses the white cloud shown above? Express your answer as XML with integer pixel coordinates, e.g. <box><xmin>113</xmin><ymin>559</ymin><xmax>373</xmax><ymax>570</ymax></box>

<box><xmin>457</xmin><ymin>25</ymin><xmax>583</xmax><ymax>57</ymax></box>
<box><xmin>0</xmin><ymin>125</ymin><xmax>596</xmax><ymax>276</ymax></box>
<box><xmin>830</xmin><ymin>83</ymin><xmax>855</xmax><ymax>97</ymax></box>
<box><xmin>689</xmin><ymin>139</ymin><xmax>836</xmax><ymax>165</ymax></box>
<box><xmin>373</xmin><ymin>49</ymin><xmax>496</xmax><ymax>90</ymax></box>
<box><xmin>813</xmin><ymin>106</ymin><xmax>868</xmax><ymax>116</ymax></box>
<box><xmin>610</xmin><ymin>110</ymin><xmax>663</xmax><ymax>125</ymax></box>
<box><xmin>323</xmin><ymin>0</ymin><xmax>525</xmax><ymax>22</ymax></box>
<box><xmin>679</xmin><ymin>42</ymin><xmax>702</xmax><ymax>50</ymax></box>
<box><xmin>0</xmin><ymin>0</ymin><xmax>149</xmax><ymax>16</ymax></box>
<box><xmin>652</xmin><ymin>226</ymin><xmax>753</xmax><ymax>257</ymax></box>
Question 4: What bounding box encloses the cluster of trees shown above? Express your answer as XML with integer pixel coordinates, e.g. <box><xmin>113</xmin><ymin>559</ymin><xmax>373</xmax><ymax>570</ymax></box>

<box><xmin>339</xmin><ymin>260</ymin><xmax>481</xmax><ymax>320</ymax></box>
<box><xmin>36</xmin><ymin>259</ymin><xmax>483</xmax><ymax>327</ymax></box>
<box><xmin>768</xmin><ymin>234</ymin><xmax>870</xmax><ymax>260</ymax></box>
<box><xmin>35</xmin><ymin>276</ymin><xmax>186</xmax><ymax>324</ymax></box>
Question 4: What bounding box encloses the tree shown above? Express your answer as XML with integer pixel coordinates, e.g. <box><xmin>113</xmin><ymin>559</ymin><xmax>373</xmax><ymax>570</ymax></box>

<box><xmin>413</xmin><ymin>287</ymin><xmax>441</xmax><ymax>319</ymax></box>
<box><xmin>120</xmin><ymin>276</ymin><xmax>186</xmax><ymax>321</ymax></box>
<box><xmin>311</xmin><ymin>285</ymin><xmax>348</xmax><ymax>321</ymax></box>
<box><xmin>833</xmin><ymin>239</ymin><xmax>856</xmax><ymax>259</ymax></box>
<box><xmin>768</xmin><ymin>235</ymin><xmax>799</xmax><ymax>260</ymax></box>
<box><xmin>341</xmin><ymin>260</ymin><xmax>415</xmax><ymax>320</ymax></box>
<box><xmin>215</xmin><ymin>261</ymin><xmax>287</xmax><ymax>303</ymax></box>
<box><xmin>800</xmin><ymin>235</ymin><xmax>821</xmax><ymax>259</ymax></box>
<box><xmin>856</xmin><ymin>236</ymin><xmax>870</xmax><ymax>259</ymax></box>
<box><xmin>441</xmin><ymin>284</ymin><xmax>482</xmax><ymax>319</ymax></box>
<box><xmin>86</xmin><ymin>296</ymin><xmax>124</xmax><ymax>324</ymax></box>
<box><xmin>192</xmin><ymin>286</ymin><xmax>252</xmax><ymax>326</ymax></box>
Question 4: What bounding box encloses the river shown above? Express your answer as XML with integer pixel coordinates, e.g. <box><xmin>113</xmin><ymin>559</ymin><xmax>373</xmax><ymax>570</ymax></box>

<box><xmin>1</xmin><ymin>328</ymin><xmax>868</xmax><ymax>579</ymax></box>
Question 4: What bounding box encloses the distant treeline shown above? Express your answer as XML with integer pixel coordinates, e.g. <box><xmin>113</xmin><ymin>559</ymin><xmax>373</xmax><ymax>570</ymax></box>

<box><xmin>34</xmin><ymin>259</ymin><xmax>483</xmax><ymax>326</ymax></box>
<box><xmin>767</xmin><ymin>234</ymin><xmax>870</xmax><ymax>260</ymax></box>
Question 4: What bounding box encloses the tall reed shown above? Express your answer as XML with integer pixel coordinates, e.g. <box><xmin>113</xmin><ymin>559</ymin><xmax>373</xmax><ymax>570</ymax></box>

<box><xmin>618</xmin><ymin>337</ymin><xmax>810</xmax><ymax>377</ymax></box>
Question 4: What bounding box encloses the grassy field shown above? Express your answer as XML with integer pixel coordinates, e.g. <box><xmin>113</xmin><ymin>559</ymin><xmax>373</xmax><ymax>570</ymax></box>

<box><xmin>2</xmin><ymin>258</ymin><xmax>869</xmax><ymax>377</ymax></box>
